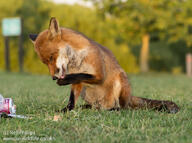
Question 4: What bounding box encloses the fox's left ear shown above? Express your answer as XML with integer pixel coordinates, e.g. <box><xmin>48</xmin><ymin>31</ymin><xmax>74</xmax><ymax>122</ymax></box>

<box><xmin>49</xmin><ymin>17</ymin><xmax>61</xmax><ymax>38</ymax></box>
<box><xmin>29</xmin><ymin>34</ymin><xmax>38</xmax><ymax>43</ymax></box>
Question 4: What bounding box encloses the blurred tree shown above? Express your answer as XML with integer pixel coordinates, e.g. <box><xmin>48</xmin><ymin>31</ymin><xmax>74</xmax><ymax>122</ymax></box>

<box><xmin>0</xmin><ymin>0</ymin><xmax>50</xmax><ymax>73</ymax></box>
<box><xmin>0</xmin><ymin>0</ymin><xmax>23</xmax><ymax>70</ymax></box>
<box><xmin>91</xmin><ymin>0</ymin><xmax>183</xmax><ymax>73</ymax></box>
<box><xmin>16</xmin><ymin>0</ymin><xmax>51</xmax><ymax>73</ymax></box>
<box><xmin>17</xmin><ymin>0</ymin><xmax>50</xmax><ymax>42</ymax></box>
<box><xmin>167</xmin><ymin>0</ymin><xmax>192</xmax><ymax>49</ymax></box>
<box><xmin>4</xmin><ymin>0</ymin><xmax>192</xmax><ymax>74</ymax></box>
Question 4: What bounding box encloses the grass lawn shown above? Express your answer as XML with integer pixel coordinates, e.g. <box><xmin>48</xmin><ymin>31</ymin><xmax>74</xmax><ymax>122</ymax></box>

<box><xmin>0</xmin><ymin>72</ymin><xmax>191</xmax><ymax>143</ymax></box>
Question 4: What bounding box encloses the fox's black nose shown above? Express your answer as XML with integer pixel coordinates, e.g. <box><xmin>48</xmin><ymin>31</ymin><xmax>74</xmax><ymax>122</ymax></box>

<box><xmin>52</xmin><ymin>76</ymin><xmax>58</xmax><ymax>80</ymax></box>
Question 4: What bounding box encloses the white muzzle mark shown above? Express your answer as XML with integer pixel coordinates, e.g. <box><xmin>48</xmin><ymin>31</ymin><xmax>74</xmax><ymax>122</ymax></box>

<box><xmin>55</xmin><ymin>47</ymin><xmax>69</xmax><ymax>79</ymax></box>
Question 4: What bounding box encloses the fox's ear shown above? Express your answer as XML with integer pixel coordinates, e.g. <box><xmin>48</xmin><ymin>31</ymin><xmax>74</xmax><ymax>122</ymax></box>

<box><xmin>29</xmin><ymin>34</ymin><xmax>38</xmax><ymax>43</ymax></box>
<box><xmin>49</xmin><ymin>17</ymin><xmax>61</xmax><ymax>38</ymax></box>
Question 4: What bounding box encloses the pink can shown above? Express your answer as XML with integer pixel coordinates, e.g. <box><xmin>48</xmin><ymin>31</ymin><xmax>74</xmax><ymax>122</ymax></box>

<box><xmin>0</xmin><ymin>98</ymin><xmax>16</xmax><ymax>115</ymax></box>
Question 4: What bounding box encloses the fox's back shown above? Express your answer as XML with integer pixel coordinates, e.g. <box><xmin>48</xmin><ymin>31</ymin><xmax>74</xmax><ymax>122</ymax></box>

<box><xmin>60</xmin><ymin>28</ymin><xmax>124</xmax><ymax>75</ymax></box>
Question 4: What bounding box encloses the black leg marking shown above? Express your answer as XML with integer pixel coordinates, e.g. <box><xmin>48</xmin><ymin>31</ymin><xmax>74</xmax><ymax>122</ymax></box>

<box><xmin>68</xmin><ymin>90</ymin><xmax>75</xmax><ymax>110</ymax></box>
<box><xmin>61</xmin><ymin>90</ymin><xmax>75</xmax><ymax>113</ymax></box>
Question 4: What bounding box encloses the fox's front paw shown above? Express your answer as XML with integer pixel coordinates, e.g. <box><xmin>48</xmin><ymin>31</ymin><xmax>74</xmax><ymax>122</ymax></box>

<box><xmin>56</xmin><ymin>79</ymin><xmax>70</xmax><ymax>86</ymax></box>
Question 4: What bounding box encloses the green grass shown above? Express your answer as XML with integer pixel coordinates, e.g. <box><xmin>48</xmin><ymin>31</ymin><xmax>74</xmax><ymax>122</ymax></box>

<box><xmin>0</xmin><ymin>72</ymin><xmax>191</xmax><ymax>143</ymax></box>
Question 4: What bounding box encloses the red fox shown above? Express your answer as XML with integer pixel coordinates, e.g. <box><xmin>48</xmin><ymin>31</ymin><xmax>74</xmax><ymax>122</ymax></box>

<box><xmin>29</xmin><ymin>18</ymin><xmax>179</xmax><ymax>113</ymax></box>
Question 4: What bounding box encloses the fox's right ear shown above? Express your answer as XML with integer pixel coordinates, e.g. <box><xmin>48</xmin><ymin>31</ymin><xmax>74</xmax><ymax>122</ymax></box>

<box><xmin>48</xmin><ymin>17</ymin><xmax>61</xmax><ymax>39</ymax></box>
<box><xmin>29</xmin><ymin>34</ymin><xmax>38</xmax><ymax>43</ymax></box>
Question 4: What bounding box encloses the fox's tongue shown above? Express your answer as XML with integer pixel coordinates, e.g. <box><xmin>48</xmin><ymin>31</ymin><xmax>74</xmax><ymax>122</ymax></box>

<box><xmin>60</xmin><ymin>66</ymin><xmax>66</xmax><ymax>79</ymax></box>
<box><xmin>60</xmin><ymin>75</ymin><xmax>65</xmax><ymax>79</ymax></box>
<box><xmin>60</xmin><ymin>70</ymin><xmax>65</xmax><ymax>79</ymax></box>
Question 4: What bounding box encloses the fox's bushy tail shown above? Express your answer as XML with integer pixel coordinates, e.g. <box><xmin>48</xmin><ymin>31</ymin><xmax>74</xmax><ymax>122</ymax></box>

<box><xmin>127</xmin><ymin>96</ymin><xmax>180</xmax><ymax>113</ymax></box>
<box><xmin>119</xmin><ymin>74</ymin><xmax>179</xmax><ymax>113</ymax></box>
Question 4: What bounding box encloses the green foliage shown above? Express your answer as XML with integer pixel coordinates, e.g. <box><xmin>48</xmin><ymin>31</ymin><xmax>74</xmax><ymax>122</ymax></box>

<box><xmin>16</xmin><ymin>0</ymin><xmax>50</xmax><ymax>41</ymax></box>
<box><xmin>166</xmin><ymin>0</ymin><xmax>192</xmax><ymax>47</ymax></box>
<box><xmin>0</xmin><ymin>0</ymin><xmax>23</xmax><ymax>71</ymax></box>
<box><xmin>0</xmin><ymin>0</ymin><xmax>139</xmax><ymax>74</ymax></box>
<box><xmin>0</xmin><ymin>0</ymin><xmax>50</xmax><ymax>74</ymax></box>
<box><xmin>0</xmin><ymin>0</ymin><xmax>192</xmax><ymax>74</ymax></box>
<box><xmin>93</xmin><ymin>0</ymin><xmax>181</xmax><ymax>42</ymax></box>
<box><xmin>23</xmin><ymin>43</ymin><xmax>49</xmax><ymax>74</ymax></box>
<box><xmin>92</xmin><ymin>0</ymin><xmax>192</xmax><ymax>73</ymax></box>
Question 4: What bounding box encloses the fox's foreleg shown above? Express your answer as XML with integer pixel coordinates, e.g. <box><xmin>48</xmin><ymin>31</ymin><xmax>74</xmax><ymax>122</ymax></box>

<box><xmin>58</xmin><ymin>73</ymin><xmax>103</xmax><ymax>112</ymax></box>
<box><xmin>61</xmin><ymin>84</ymin><xmax>82</xmax><ymax>112</ymax></box>
<box><xmin>57</xmin><ymin>73</ymin><xmax>93</xmax><ymax>85</ymax></box>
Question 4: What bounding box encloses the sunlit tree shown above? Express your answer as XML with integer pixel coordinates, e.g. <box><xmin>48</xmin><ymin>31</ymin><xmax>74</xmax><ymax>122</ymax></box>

<box><xmin>92</xmin><ymin>0</ymin><xmax>183</xmax><ymax>72</ymax></box>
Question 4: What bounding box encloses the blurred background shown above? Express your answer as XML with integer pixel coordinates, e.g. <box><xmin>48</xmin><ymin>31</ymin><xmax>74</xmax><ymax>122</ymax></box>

<box><xmin>0</xmin><ymin>0</ymin><xmax>192</xmax><ymax>75</ymax></box>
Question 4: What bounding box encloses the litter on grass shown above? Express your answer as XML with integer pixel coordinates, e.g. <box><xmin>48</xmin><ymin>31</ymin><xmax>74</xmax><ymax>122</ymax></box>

<box><xmin>0</xmin><ymin>93</ymin><xmax>28</xmax><ymax>119</ymax></box>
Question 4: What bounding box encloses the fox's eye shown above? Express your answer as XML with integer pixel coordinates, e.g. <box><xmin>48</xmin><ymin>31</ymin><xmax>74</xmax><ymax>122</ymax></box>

<box><xmin>50</xmin><ymin>55</ymin><xmax>53</xmax><ymax>62</ymax></box>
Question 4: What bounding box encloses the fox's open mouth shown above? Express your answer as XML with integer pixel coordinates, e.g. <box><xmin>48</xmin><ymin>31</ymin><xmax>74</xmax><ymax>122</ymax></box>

<box><xmin>53</xmin><ymin>66</ymin><xmax>66</xmax><ymax>80</ymax></box>
<box><xmin>52</xmin><ymin>74</ymin><xmax>65</xmax><ymax>81</ymax></box>
<box><xmin>60</xmin><ymin>65</ymin><xmax>66</xmax><ymax>79</ymax></box>
<box><xmin>60</xmin><ymin>74</ymin><xmax>65</xmax><ymax>79</ymax></box>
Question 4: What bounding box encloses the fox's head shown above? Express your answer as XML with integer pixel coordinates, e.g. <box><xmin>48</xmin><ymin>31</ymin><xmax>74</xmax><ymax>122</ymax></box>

<box><xmin>29</xmin><ymin>18</ymin><xmax>70</xmax><ymax>80</ymax></box>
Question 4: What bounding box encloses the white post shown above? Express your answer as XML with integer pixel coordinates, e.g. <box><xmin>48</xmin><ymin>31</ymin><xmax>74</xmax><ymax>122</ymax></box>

<box><xmin>186</xmin><ymin>53</ymin><xmax>192</xmax><ymax>77</ymax></box>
